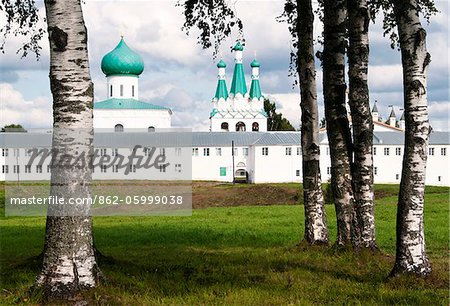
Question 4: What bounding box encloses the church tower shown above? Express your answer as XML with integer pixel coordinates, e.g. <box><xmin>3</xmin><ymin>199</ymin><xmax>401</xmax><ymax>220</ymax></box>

<box><xmin>210</xmin><ymin>42</ymin><xmax>268</xmax><ymax>132</ymax></box>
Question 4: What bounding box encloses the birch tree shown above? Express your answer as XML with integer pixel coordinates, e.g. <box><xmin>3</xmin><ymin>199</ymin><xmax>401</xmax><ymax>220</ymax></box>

<box><xmin>347</xmin><ymin>0</ymin><xmax>377</xmax><ymax>249</ymax></box>
<box><xmin>320</xmin><ymin>0</ymin><xmax>359</xmax><ymax>246</ymax></box>
<box><xmin>1</xmin><ymin>0</ymin><xmax>100</xmax><ymax>298</ymax></box>
<box><xmin>390</xmin><ymin>0</ymin><xmax>433</xmax><ymax>276</ymax></box>
<box><xmin>280</xmin><ymin>0</ymin><xmax>329</xmax><ymax>244</ymax></box>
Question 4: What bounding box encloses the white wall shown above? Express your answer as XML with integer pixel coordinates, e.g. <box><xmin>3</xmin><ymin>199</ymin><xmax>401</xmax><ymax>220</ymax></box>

<box><xmin>94</xmin><ymin>109</ymin><xmax>171</xmax><ymax>131</ymax></box>
<box><xmin>107</xmin><ymin>75</ymin><xmax>139</xmax><ymax>99</ymax></box>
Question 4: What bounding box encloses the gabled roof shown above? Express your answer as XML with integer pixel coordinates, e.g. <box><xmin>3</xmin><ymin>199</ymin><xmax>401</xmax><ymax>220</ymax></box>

<box><xmin>94</xmin><ymin>98</ymin><xmax>170</xmax><ymax>111</ymax></box>
<box><xmin>372</xmin><ymin>103</ymin><xmax>379</xmax><ymax>113</ymax></box>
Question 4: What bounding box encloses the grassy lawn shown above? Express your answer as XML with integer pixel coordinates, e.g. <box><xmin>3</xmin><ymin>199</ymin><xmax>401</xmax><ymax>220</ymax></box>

<box><xmin>0</xmin><ymin>184</ymin><xmax>448</xmax><ymax>305</ymax></box>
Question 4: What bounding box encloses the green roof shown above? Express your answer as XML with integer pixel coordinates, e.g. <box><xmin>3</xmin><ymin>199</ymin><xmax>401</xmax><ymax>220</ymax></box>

<box><xmin>215</xmin><ymin>79</ymin><xmax>229</xmax><ymax>100</ymax></box>
<box><xmin>94</xmin><ymin>98</ymin><xmax>170</xmax><ymax>110</ymax></box>
<box><xmin>249</xmin><ymin>79</ymin><xmax>262</xmax><ymax>100</ymax></box>
<box><xmin>217</xmin><ymin>59</ymin><xmax>227</xmax><ymax>68</ymax></box>
<box><xmin>101</xmin><ymin>38</ymin><xmax>144</xmax><ymax>77</ymax></box>
<box><xmin>230</xmin><ymin>63</ymin><xmax>247</xmax><ymax>96</ymax></box>
<box><xmin>250</xmin><ymin>59</ymin><xmax>260</xmax><ymax>68</ymax></box>
<box><xmin>233</xmin><ymin>42</ymin><xmax>244</xmax><ymax>51</ymax></box>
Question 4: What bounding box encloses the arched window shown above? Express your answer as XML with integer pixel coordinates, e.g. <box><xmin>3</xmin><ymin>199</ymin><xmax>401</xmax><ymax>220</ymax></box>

<box><xmin>114</xmin><ymin>124</ymin><xmax>124</xmax><ymax>132</ymax></box>
<box><xmin>221</xmin><ymin>122</ymin><xmax>229</xmax><ymax>131</ymax></box>
<box><xmin>110</xmin><ymin>85</ymin><xmax>113</xmax><ymax>97</ymax></box>
<box><xmin>132</xmin><ymin>85</ymin><xmax>135</xmax><ymax>97</ymax></box>
<box><xmin>120</xmin><ymin>84</ymin><xmax>124</xmax><ymax>97</ymax></box>
<box><xmin>148</xmin><ymin>126</ymin><xmax>155</xmax><ymax>132</ymax></box>
<box><xmin>236</xmin><ymin>122</ymin><xmax>246</xmax><ymax>132</ymax></box>
<box><xmin>252</xmin><ymin>122</ymin><xmax>259</xmax><ymax>132</ymax></box>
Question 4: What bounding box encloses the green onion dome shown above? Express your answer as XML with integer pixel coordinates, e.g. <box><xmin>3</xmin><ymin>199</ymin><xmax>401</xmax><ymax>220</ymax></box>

<box><xmin>250</xmin><ymin>59</ymin><xmax>260</xmax><ymax>68</ymax></box>
<box><xmin>101</xmin><ymin>38</ymin><xmax>144</xmax><ymax>77</ymax></box>
<box><xmin>233</xmin><ymin>42</ymin><xmax>244</xmax><ymax>51</ymax></box>
<box><xmin>217</xmin><ymin>59</ymin><xmax>227</xmax><ymax>68</ymax></box>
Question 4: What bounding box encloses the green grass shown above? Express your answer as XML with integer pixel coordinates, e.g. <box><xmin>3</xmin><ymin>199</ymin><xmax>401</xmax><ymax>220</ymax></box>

<box><xmin>0</xmin><ymin>184</ymin><xmax>449</xmax><ymax>305</ymax></box>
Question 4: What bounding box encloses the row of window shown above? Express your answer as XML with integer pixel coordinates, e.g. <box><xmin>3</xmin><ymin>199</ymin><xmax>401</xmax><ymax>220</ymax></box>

<box><xmin>221</xmin><ymin>122</ymin><xmax>259</xmax><ymax>132</ymax></box>
<box><xmin>110</xmin><ymin>84</ymin><xmax>135</xmax><ymax>98</ymax></box>
<box><xmin>114</xmin><ymin>124</ymin><xmax>155</xmax><ymax>133</ymax></box>
<box><xmin>2</xmin><ymin>146</ymin><xmax>447</xmax><ymax>158</ymax></box>
<box><xmin>2</xmin><ymin>164</ymin><xmax>180</xmax><ymax>174</ymax></box>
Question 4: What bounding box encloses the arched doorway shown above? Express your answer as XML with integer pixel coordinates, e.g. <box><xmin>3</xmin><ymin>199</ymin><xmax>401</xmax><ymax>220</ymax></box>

<box><xmin>234</xmin><ymin>168</ymin><xmax>248</xmax><ymax>183</ymax></box>
<box><xmin>114</xmin><ymin>124</ymin><xmax>124</xmax><ymax>132</ymax></box>
<box><xmin>148</xmin><ymin>126</ymin><xmax>155</xmax><ymax>132</ymax></box>
<box><xmin>252</xmin><ymin>122</ymin><xmax>259</xmax><ymax>131</ymax></box>
<box><xmin>221</xmin><ymin>122</ymin><xmax>229</xmax><ymax>131</ymax></box>
<box><xmin>236</xmin><ymin>121</ymin><xmax>246</xmax><ymax>132</ymax></box>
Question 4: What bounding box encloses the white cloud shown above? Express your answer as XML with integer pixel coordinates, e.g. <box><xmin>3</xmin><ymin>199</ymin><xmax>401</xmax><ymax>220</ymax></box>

<box><xmin>0</xmin><ymin>83</ymin><xmax>52</xmax><ymax>128</ymax></box>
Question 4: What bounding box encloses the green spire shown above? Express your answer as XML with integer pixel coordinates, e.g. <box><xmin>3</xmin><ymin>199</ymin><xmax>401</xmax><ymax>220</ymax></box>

<box><xmin>249</xmin><ymin>79</ymin><xmax>262</xmax><ymax>100</ymax></box>
<box><xmin>250</xmin><ymin>59</ymin><xmax>260</xmax><ymax>67</ymax></box>
<box><xmin>230</xmin><ymin>63</ymin><xmax>247</xmax><ymax>96</ymax></box>
<box><xmin>215</xmin><ymin>79</ymin><xmax>228</xmax><ymax>100</ymax></box>
<box><xmin>217</xmin><ymin>59</ymin><xmax>227</xmax><ymax>68</ymax></box>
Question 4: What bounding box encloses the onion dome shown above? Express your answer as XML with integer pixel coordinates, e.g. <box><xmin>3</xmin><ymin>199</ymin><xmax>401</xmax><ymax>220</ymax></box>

<box><xmin>233</xmin><ymin>42</ymin><xmax>244</xmax><ymax>51</ymax></box>
<box><xmin>250</xmin><ymin>59</ymin><xmax>260</xmax><ymax>68</ymax></box>
<box><xmin>101</xmin><ymin>38</ymin><xmax>144</xmax><ymax>77</ymax></box>
<box><xmin>217</xmin><ymin>59</ymin><xmax>227</xmax><ymax>68</ymax></box>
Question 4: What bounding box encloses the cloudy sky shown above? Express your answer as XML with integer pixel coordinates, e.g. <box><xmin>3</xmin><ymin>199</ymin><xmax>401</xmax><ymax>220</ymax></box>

<box><xmin>0</xmin><ymin>0</ymin><xmax>448</xmax><ymax>131</ymax></box>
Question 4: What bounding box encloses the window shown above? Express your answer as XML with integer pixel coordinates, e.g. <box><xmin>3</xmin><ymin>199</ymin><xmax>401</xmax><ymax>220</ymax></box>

<box><xmin>285</xmin><ymin>147</ymin><xmax>292</xmax><ymax>156</ymax></box>
<box><xmin>148</xmin><ymin>126</ymin><xmax>155</xmax><ymax>132</ymax></box>
<box><xmin>129</xmin><ymin>165</ymin><xmax>136</xmax><ymax>173</ymax></box>
<box><xmin>233</xmin><ymin>148</ymin><xmax>238</xmax><ymax>156</ymax></box>
<box><xmin>110</xmin><ymin>85</ymin><xmax>113</xmax><ymax>97</ymax></box>
<box><xmin>396</xmin><ymin>147</ymin><xmax>401</xmax><ymax>155</ymax></box>
<box><xmin>112</xmin><ymin>165</ymin><xmax>119</xmax><ymax>173</ymax></box>
<box><xmin>221</xmin><ymin>122</ymin><xmax>229</xmax><ymax>131</ymax></box>
<box><xmin>384</xmin><ymin>148</ymin><xmax>390</xmax><ymax>156</ymax></box>
<box><xmin>175</xmin><ymin>164</ymin><xmax>182</xmax><ymax>173</ymax></box>
<box><xmin>326</xmin><ymin>147</ymin><xmax>329</xmax><ymax>155</ymax></box>
<box><xmin>175</xmin><ymin>148</ymin><xmax>182</xmax><ymax>156</ymax></box>
<box><xmin>429</xmin><ymin>147</ymin><xmax>434</xmax><ymax>156</ymax></box>
<box><xmin>252</xmin><ymin>122</ymin><xmax>259</xmax><ymax>132</ymax></box>
<box><xmin>13</xmin><ymin>148</ymin><xmax>19</xmax><ymax>157</ymax></box>
<box><xmin>243</xmin><ymin>148</ymin><xmax>249</xmax><ymax>156</ymax></box>
<box><xmin>100</xmin><ymin>148</ymin><xmax>107</xmax><ymax>156</ymax></box>
<box><xmin>441</xmin><ymin>148</ymin><xmax>447</xmax><ymax>156</ymax></box>
<box><xmin>203</xmin><ymin>148</ymin><xmax>210</xmax><ymax>156</ymax></box>
<box><xmin>115</xmin><ymin>124</ymin><xmax>124</xmax><ymax>132</ymax></box>
<box><xmin>438</xmin><ymin>176</ymin><xmax>441</xmax><ymax>182</ymax></box>
<box><xmin>159</xmin><ymin>164</ymin><xmax>167</xmax><ymax>173</ymax></box>
<box><xmin>216</xmin><ymin>148</ymin><xmax>222</xmax><ymax>156</ymax></box>
<box><xmin>112</xmin><ymin>148</ymin><xmax>118</xmax><ymax>156</ymax></box>
<box><xmin>25</xmin><ymin>165</ymin><xmax>31</xmax><ymax>173</ymax></box>
<box><xmin>47</xmin><ymin>165</ymin><xmax>51</xmax><ymax>173</ymax></box>
<box><xmin>396</xmin><ymin>174</ymin><xmax>399</xmax><ymax>180</ymax></box>
<box><xmin>101</xmin><ymin>165</ymin><xmax>107</xmax><ymax>173</ymax></box>
<box><xmin>374</xmin><ymin>167</ymin><xmax>378</xmax><ymax>175</ymax></box>
<box><xmin>373</xmin><ymin>147</ymin><xmax>376</xmax><ymax>155</ymax></box>
<box><xmin>132</xmin><ymin>85</ymin><xmax>135</xmax><ymax>97</ymax></box>
<box><xmin>297</xmin><ymin>147</ymin><xmax>301</xmax><ymax>155</ymax></box>
<box><xmin>296</xmin><ymin>170</ymin><xmax>300</xmax><ymax>177</ymax></box>
<box><xmin>120</xmin><ymin>84</ymin><xmax>124</xmax><ymax>96</ymax></box>
<box><xmin>36</xmin><ymin>165</ymin><xmax>42</xmax><ymax>173</ymax></box>
<box><xmin>192</xmin><ymin>148</ymin><xmax>199</xmax><ymax>156</ymax></box>
<box><xmin>327</xmin><ymin>167</ymin><xmax>331</xmax><ymax>175</ymax></box>
<box><xmin>25</xmin><ymin>149</ymin><xmax>32</xmax><ymax>157</ymax></box>
<box><xmin>262</xmin><ymin>147</ymin><xmax>269</xmax><ymax>156</ymax></box>
<box><xmin>236</xmin><ymin>121</ymin><xmax>246</xmax><ymax>132</ymax></box>
<box><xmin>13</xmin><ymin>165</ymin><xmax>19</xmax><ymax>173</ymax></box>
<box><xmin>160</xmin><ymin>148</ymin><xmax>166</xmax><ymax>156</ymax></box>
<box><xmin>2</xmin><ymin>165</ymin><xmax>8</xmax><ymax>174</ymax></box>
<box><xmin>2</xmin><ymin>149</ymin><xmax>8</xmax><ymax>157</ymax></box>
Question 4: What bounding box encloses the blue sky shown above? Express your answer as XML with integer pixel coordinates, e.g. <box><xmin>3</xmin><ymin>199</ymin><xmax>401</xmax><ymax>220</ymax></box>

<box><xmin>0</xmin><ymin>0</ymin><xmax>448</xmax><ymax>131</ymax></box>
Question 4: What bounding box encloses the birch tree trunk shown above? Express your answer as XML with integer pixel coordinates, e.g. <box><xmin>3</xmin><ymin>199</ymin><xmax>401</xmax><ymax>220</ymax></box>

<box><xmin>322</xmin><ymin>0</ymin><xmax>359</xmax><ymax>246</ymax></box>
<box><xmin>35</xmin><ymin>0</ymin><xmax>100</xmax><ymax>298</ymax></box>
<box><xmin>347</xmin><ymin>0</ymin><xmax>377</xmax><ymax>249</ymax></box>
<box><xmin>297</xmin><ymin>0</ymin><xmax>329</xmax><ymax>244</ymax></box>
<box><xmin>391</xmin><ymin>0</ymin><xmax>431</xmax><ymax>276</ymax></box>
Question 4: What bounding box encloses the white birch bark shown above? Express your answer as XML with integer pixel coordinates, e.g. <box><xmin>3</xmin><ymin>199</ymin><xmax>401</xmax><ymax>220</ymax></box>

<box><xmin>391</xmin><ymin>0</ymin><xmax>431</xmax><ymax>276</ymax></box>
<box><xmin>347</xmin><ymin>0</ymin><xmax>377</xmax><ymax>249</ymax></box>
<box><xmin>297</xmin><ymin>0</ymin><xmax>329</xmax><ymax>244</ymax></box>
<box><xmin>35</xmin><ymin>0</ymin><xmax>100</xmax><ymax>298</ymax></box>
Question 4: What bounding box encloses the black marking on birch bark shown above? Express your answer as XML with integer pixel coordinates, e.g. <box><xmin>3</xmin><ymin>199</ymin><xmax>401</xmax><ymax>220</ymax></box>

<box><xmin>49</xmin><ymin>26</ymin><xmax>68</xmax><ymax>52</ymax></box>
